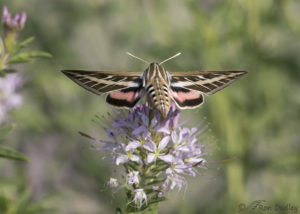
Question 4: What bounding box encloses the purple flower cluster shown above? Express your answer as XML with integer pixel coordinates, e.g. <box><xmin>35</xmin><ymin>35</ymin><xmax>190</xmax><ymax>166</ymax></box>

<box><xmin>2</xmin><ymin>6</ymin><xmax>26</xmax><ymax>35</ymax></box>
<box><xmin>98</xmin><ymin>103</ymin><xmax>209</xmax><ymax>209</ymax></box>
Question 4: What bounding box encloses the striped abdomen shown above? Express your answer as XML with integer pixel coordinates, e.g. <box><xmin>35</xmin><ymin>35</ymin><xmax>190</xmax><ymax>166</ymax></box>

<box><xmin>146</xmin><ymin>80</ymin><xmax>171</xmax><ymax>118</ymax></box>
<box><xmin>144</xmin><ymin>63</ymin><xmax>171</xmax><ymax>118</ymax></box>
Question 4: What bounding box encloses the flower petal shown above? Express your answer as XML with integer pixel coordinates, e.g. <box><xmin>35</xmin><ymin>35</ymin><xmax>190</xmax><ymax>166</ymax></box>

<box><xmin>151</xmin><ymin>116</ymin><xmax>158</xmax><ymax>127</ymax></box>
<box><xmin>132</xmin><ymin>126</ymin><xmax>147</xmax><ymax>136</ymax></box>
<box><xmin>171</xmin><ymin>131</ymin><xmax>178</xmax><ymax>143</ymax></box>
<box><xmin>100</xmin><ymin>142</ymin><xmax>116</xmax><ymax>150</ymax></box>
<box><xmin>112</xmin><ymin>120</ymin><xmax>128</xmax><ymax>128</ymax></box>
<box><xmin>143</xmin><ymin>140</ymin><xmax>156</xmax><ymax>152</ymax></box>
<box><xmin>116</xmin><ymin>155</ymin><xmax>128</xmax><ymax>165</ymax></box>
<box><xmin>146</xmin><ymin>153</ymin><xmax>156</xmax><ymax>164</ymax></box>
<box><xmin>139</xmin><ymin>112</ymin><xmax>149</xmax><ymax>126</ymax></box>
<box><xmin>171</xmin><ymin>109</ymin><xmax>180</xmax><ymax>127</ymax></box>
<box><xmin>158</xmin><ymin>136</ymin><xmax>170</xmax><ymax>150</ymax></box>
<box><xmin>126</xmin><ymin>140</ymin><xmax>141</xmax><ymax>151</ymax></box>
<box><xmin>130</xmin><ymin>155</ymin><xmax>141</xmax><ymax>163</ymax></box>
<box><xmin>186</xmin><ymin>157</ymin><xmax>204</xmax><ymax>164</ymax></box>
<box><xmin>155</xmin><ymin>127</ymin><xmax>170</xmax><ymax>134</ymax></box>
<box><xmin>159</xmin><ymin>154</ymin><xmax>174</xmax><ymax>163</ymax></box>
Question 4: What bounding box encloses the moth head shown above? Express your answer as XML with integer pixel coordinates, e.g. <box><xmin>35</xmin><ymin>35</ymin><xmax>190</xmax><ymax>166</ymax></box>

<box><xmin>143</xmin><ymin>62</ymin><xmax>168</xmax><ymax>83</ymax></box>
<box><xmin>148</xmin><ymin>62</ymin><xmax>165</xmax><ymax>72</ymax></box>
<box><xmin>126</xmin><ymin>52</ymin><xmax>181</xmax><ymax>86</ymax></box>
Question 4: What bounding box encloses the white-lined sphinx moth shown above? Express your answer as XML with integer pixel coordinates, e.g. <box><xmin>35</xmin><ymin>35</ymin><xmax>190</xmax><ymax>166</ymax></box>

<box><xmin>62</xmin><ymin>53</ymin><xmax>247</xmax><ymax>118</ymax></box>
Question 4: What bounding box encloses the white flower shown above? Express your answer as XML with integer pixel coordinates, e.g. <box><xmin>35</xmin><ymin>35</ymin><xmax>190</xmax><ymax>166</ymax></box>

<box><xmin>115</xmin><ymin>152</ymin><xmax>141</xmax><ymax>165</ymax></box>
<box><xmin>108</xmin><ymin>177</ymin><xmax>118</xmax><ymax>188</ymax></box>
<box><xmin>115</xmin><ymin>142</ymin><xmax>141</xmax><ymax>165</ymax></box>
<box><xmin>133</xmin><ymin>189</ymin><xmax>147</xmax><ymax>208</ymax></box>
<box><xmin>144</xmin><ymin>136</ymin><xmax>173</xmax><ymax>164</ymax></box>
<box><xmin>127</xmin><ymin>171</ymin><xmax>139</xmax><ymax>185</ymax></box>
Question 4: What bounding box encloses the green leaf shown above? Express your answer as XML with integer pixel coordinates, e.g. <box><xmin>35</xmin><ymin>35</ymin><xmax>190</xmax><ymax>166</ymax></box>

<box><xmin>0</xmin><ymin>146</ymin><xmax>29</xmax><ymax>161</ymax></box>
<box><xmin>145</xmin><ymin>178</ymin><xmax>166</xmax><ymax>186</ymax></box>
<box><xmin>116</xmin><ymin>208</ymin><xmax>123</xmax><ymax>214</ymax></box>
<box><xmin>147</xmin><ymin>197</ymin><xmax>167</xmax><ymax>206</ymax></box>
<box><xmin>3</xmin><ymin>68</ymin><xmax>17</xmax><ymax>73</ymax></box>
<box><xmin>0</xmin><ymin>70</ymin><xmax>6</xmax><ymax>77</ymax></box>
<box><xmin>0</xmin><ymin>124</ymin><xmax>15</xmax><ymax>139</ymax></box>
<box><xmin>0</xmin><ymin>37</ymin><xmax>3</xmax><ymax>55</ymax></box>
<box><xmin>23</xmin><ymin>51</ymin><xmax>52</xmax><ymax>58</ymax></box>
<box><xmin>0</xmin><ymin>194</ymin><xmax>10</xmax><ymax>212</ymax></box>
<box><xmin>127</xmin><ymin>203</ymin><xmax>160</xmax><ymax>213</ymax></box>
<box><xmin>15</xmin><ymin>189</ymin><xmax>31</xmax><ymax>212</ymax></box>
<box><xmin>7</xmin><ymin>51</ymin><xmax>52</xmax><ymax>65</ymax></box>
<box><xmin>7</xmin><ymin>56</ymin><xmax>32</xmax><ymax>64</ymax></box>
<box><xmin>0</xmin><ymin>68</ymin><xmax>17</xmax><ymax>77</ymax></box>
<box><xmin>16</xmin><ymin>37</ymin><xmax>35</xmax><ymax>50</ymax></box>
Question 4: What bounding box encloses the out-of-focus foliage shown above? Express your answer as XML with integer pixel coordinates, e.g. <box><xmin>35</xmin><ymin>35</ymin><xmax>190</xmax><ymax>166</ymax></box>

<box><xmin>0</xmin><ymin>124</ymin><xmax>28</xmax><ymax>161</ymax></box>
<box><xmin>0</xmin><ymin>0</ymin><xmax>299</xmax><ymax>213</ymax></box>
<box><xmin>0</xmin><ymin>5</ymin><xmax>53</xmax><ymax>214</ymax></box>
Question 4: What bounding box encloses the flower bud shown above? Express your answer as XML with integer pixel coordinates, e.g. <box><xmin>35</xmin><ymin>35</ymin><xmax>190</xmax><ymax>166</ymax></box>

<box><xmin>1</xmin><ymin>6</ymin><xmax>27</xmax><ymax>53</ymax></box>
<box><xmin>2</xmin><ymin>6</ymin><xmax>26</xmax><ymax>35</ymax></box>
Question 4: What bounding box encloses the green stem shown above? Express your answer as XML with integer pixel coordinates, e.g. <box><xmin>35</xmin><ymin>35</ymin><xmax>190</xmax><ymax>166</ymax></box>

<box><xmin>0</xmin><ymin>54</ymin><xmax>9</xmax><ymax>70</ymax></box>
<box><xmin>4</xmin><ymin>32</ymin><xmax>17</xmax><ymax>54</ymax></box>
<box><xmin>124</xmin><ymin>111</ymin><xmax>161</xmax><ymax>214</ymax></box>
<box><xmin>127</xmin><ymin>203</ymin><xmax>159</xmax><ymax>214</ymax></box>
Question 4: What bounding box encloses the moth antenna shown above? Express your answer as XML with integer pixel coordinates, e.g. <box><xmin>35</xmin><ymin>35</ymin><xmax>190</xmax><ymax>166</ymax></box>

<box><xmin>126</xmin><ymin>52</ymin><xmax>149</xmax><ymax>64</ymax></box>
<box><xmin>159</xmin><ymin>52</ymin><xmax>181</xmax><ymax>65</ymax></box>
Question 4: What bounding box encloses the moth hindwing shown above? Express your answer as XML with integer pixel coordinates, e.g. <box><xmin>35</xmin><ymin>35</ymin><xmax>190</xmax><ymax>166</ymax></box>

<box><xmin>62</xmin><ymin>63</ymin><xmax>247</xmax><ymax>118</ymax></box>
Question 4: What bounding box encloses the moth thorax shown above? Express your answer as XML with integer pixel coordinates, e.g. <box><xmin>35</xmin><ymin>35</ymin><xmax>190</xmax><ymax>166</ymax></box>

<box><xmin>144</xmin><ymin>62</ymin><xmax>169</xmax><ymax>84</ymax></box>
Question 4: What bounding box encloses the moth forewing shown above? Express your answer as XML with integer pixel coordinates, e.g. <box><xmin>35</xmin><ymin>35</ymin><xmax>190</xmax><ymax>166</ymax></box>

<box><xmin>169</xmin><ymin>70</ymin><xmax>248</xmax><ymax>95</ymax></box>
<box><xmin>61</xmin><ymin>70</ymin><xmax>142</xmax><ymax>94</ymax></box>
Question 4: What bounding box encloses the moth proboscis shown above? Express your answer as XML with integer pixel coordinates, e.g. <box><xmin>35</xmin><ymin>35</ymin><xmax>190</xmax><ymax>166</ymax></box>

<box><xmin>62</xmin><ymin>52</ymin><xmax>247</xmax><ymax>118</ymax></box>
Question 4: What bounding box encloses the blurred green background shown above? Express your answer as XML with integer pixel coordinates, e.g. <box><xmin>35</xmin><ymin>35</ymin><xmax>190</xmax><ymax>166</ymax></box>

<box><xmin>1</xmin><ymin>0</ymin><xmax>300</xmax><ymax>213</ymax></box>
